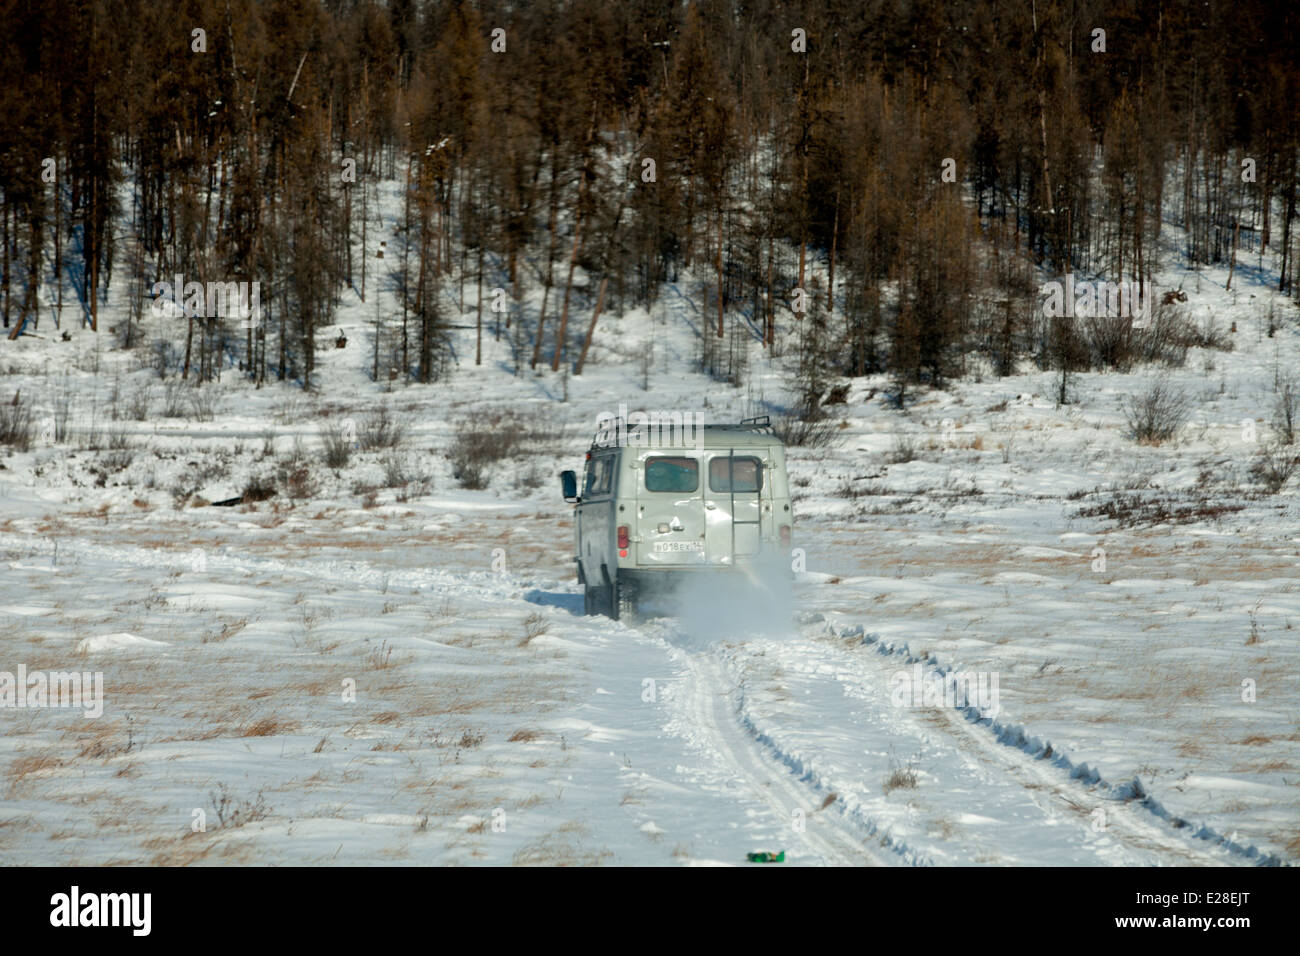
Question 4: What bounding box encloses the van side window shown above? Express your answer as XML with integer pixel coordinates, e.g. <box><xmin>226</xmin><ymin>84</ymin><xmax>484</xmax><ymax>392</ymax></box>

<box><xmin>709</xmin><ymin>456</ymin><xmax>763</xmax><ymax>493</ymax></box>
<box><xmin>645</xmin><ymin>457</ymin><xmax>698</xmax><ymax>493</ymax></box>
<box><xmin>584</xmin><ymin>457</ymin><xmax>613</xmax><ymax>496</ymax></box>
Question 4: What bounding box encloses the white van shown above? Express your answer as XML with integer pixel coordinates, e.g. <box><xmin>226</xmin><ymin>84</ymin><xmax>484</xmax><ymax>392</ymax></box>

<box><xmin>560</xmin><ymin>415</ymin><xmax>793</xmax><ymax>619</ymax></box>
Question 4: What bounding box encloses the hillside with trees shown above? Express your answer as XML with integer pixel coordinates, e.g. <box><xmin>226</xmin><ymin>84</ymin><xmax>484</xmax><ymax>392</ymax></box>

<box><xmin>0</xmin><ymin>0</ymin><xmax>1297</xmax><ymax>404</ymax></box>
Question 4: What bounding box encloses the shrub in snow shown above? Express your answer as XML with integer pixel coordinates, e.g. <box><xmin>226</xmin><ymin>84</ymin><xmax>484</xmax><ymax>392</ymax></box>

<box><xmin>1124</xmin><ymin>381</ymin><xmax>1191</xmax><ymax>445</ymax></box>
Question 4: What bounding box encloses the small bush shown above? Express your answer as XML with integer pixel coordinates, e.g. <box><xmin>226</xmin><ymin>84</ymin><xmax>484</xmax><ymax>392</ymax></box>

<box><xmin>161</xmin><ymin>381</ymin><xmax>188</xmax><ymax>417</ymax></box>
<box><xmin>242</xmin><ymin>473</ymin><xmax>277</xmax><ymax>502</ymax></box>
<box><xmin>1084</xmin><ymin>316</ymin><xmax>1137</xmax><ymax>371</ymax></box>
<box><xmin>102</xmin><ymin>449</ymin><xmax>133</xmax><ymax>473</ymax></box>
<box><xmin>210</xmin><ymin>783</ymin><xmax>271</xmax><ymax>829</ymax></box>
<box><xmin>884</xmin><ymin>766</ymin><xmax>918</xmax><ymax>793</ymax></box>
<box><xmin>106</xmin><ymin>424</ymin><xmax>132</xmax><ymax>450</ymax></box>
<box><xmin>277</xmin><ymin>462</ymin><xmax>318</xmax><ymax>500</ymax></box>
<box><xmin>319</xmin><ymin>421</ymin><xmax>352</xmax><ymax>468</ymax></box>
<box><xmin>359</xmin><ymin>405</ymin><xmax>405</xmax><ymax>450</ymax></box>
<box><xmin>445</xmin><ymin>408</ymin><xmax>560</xmax><ymax>489</ymax></box>
<box><xmin>367</xmin><ymin>639</ymin><xmax>395</xmax><ymax>670</ymax></box>
<box><xmin>448</xmin><ymin>425</ymin><xmax>502</xmax><ymax>489</ymax></box>
<box><xmin>1124</xmin><ymin>381</ymin><xmax>1191</xmax><ymax>444</ymax></box>
<box><xmin>149</xmin><ymin>338</ymin><xmax>177</xmax><ymax>377</ymax></box>
<box><xmin>1132</xmin><ymin>305</ymin><xmax>1190</xmax><ymax>367</ymax></box>
<box><xmin>395</xmin><ymin>479</ymin><xmax>431</xmax><ymax>502</ymax></box>
<box><xmin>0</xmin><ymin>392</ymin><xmax>34</xmax><ymax>451</ymax></box>
<box><xmin>1249</xmin><ymin>444</ymin><xmax>1298</xmax><ymax>494</ymax></box>
<box><xmin>52</xmin><ymin>389</ymin><xmax>74</xmax><ymax>443</ymax></box>
<box><xmin>1071</xmin><ymin>492</ymin><xmax>1245</xmax><ymax>529</ymax></box>
<box><xmin>771</xmin><ymin>414</ymin><xmax>840</xmax><ymax>448</ymax></box>
<box><xmin>382</xmin><ymin>454</ymin><xmax>410</xmax><ymax>488</ymax></box>
<box><xmin>888</xmin><ymin>431</ymin><xmax>918</xmax><ymax>463</ymax></box>
<box><xmin>883</xmin><ymin>753</ymin><xmax>920</xmax><ymax>795</ymax></box>
<box><xmin>273</xmin><ymin>395</ymin><xmax>304</xmax><ymax>425</ymax></box>
<box><xmin>515</xmin><ymin>462</ymin><xmax>545</xmax><ymax>491</ymax></box>
<box><xmin>1273</xmin><ymin>379</ymin><xmax>1297</xmax><ymax>445</ymax></box>
<box><xmin>1134</xmin><ymin>305</ymin><xmax>1231</xmax><ymax>368</ymax></box>
<box><xmin>520</xmin><ymin>611</ymin><xmax>550</xmax><ymax>646</ymax></box>
<box><xmin>188</xmin><ymin>386</ymin><xmax>218</xmax><ymax>422</ymax></box>
<box><xmin>126</xmin><ymin>388</ymin><xmax>151</xmax><ymax>421</ymax></box>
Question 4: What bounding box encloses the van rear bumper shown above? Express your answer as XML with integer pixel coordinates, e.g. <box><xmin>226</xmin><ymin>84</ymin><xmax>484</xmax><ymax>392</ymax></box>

<box><xmin>618</xmin><ymin>563</ymin><xmax>792</xmax><ymax>595</ymax></box>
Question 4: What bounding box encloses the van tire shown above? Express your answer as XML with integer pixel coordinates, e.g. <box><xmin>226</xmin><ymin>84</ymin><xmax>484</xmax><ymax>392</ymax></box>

<box><xmin>596</xmin><ymin>566</ymin><xmax>614</xmax><ymax>620</ymax></box>
<box><xmin>614</xmin><ymin>575</ymin><xmax>637</xmax><ymax>623</ymax></box>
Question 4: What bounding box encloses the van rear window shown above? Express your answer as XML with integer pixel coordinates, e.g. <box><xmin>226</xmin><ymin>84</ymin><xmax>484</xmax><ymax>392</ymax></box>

<box><xmin>709</xmin><ymin>456</ymin><xmax>763</xmax><ymax>493</ymax></box>
<box><xmin>645</xmin><ymin>457</ymin><xmax>698</xmax><ymax>493</ymax></box>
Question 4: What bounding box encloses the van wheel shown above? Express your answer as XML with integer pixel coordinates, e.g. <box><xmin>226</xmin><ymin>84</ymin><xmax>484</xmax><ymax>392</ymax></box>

<box><xmin>598</xmin><ymin>567</ymin><xmax>616</xmax><ymax>621</ymax></box>
<box><xmin>582</xmin><ymin>583</ymin><xmax>597</xmax><ymax>616</ymax></box>
<box><xmin>614</xmin><ymin>576</ymin><xmax>638</xmax><ymax>623</ymax></box>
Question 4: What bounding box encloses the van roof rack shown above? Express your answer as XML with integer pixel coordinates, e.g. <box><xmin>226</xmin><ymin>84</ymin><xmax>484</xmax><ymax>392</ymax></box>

<box><xmin>704</xmin><ymin>415</ymin><xmax>773</xmax><ymax>434</ymax></box>
<box><xmin>590</xmin><ymin>414</ymin><xmax>776</xmax><ymax>448</ymax></box>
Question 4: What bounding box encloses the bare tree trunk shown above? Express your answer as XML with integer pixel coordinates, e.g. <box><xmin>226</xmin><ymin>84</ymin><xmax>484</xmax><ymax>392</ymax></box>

<box><xmin>827</xmin><ymin>194</ymin><xmax>838</xmax><ymax>312</ymax></box>
<box><xmin>1226</xmin><ymin>219</ymin><xmax>1240</xmax><ymax>291</ymax></box>
<box><xmin>715</xmin><ymin>211</ymin><xmax>724</xmax><ymax>338</ymax></box>
<box><xmin>531</xmin><ymin>157</ymin><xmax>560</xmax><ymax>368</ymax></box>
<box><xmin>574</xmin><ymin>276</ymin><xmax>608</xmax><ymax>376</ymax></box>
<box><xmin>89</xmin><ymin>171</ymin><xmax>99</xmax><ymax>331</ymax></box>
<box><xmin>551</xmin><ymin>203</ymin><xmax>584</xmax><ymax>373</ymax></box>
<box><xmin>475</xmin><ymin>220</ymin><xmax>483</xmax><ymax>366</ymax></box>
<box><xmin>54</xmin><ymin>158</ymin><xmax>62</xmax><ymax>322</ymax></box>
<box><xmin>765</xmin><ymin>229</ymin><xmax>775</xmax><ymax>347</ymax></box>
<box><xmin>2</xmin><ymin>199</ymin><xmax>9</xmax><ymax>330</ymax></box>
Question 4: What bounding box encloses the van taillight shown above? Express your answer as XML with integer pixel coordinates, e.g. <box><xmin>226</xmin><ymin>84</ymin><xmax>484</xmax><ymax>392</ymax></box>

<box><xmin>617</xmin><ymin>525</ymin><xmax>629</xmax><ymax>556</ymax></box>
<box><xmin>780</xmin><ymin>525</ymin><xmax>791</xmax><ymax>547</ymax></box>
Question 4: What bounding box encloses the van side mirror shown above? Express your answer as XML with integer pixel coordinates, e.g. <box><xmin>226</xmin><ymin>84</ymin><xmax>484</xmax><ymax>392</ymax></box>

<box><xmin>560</xmin><ymin>470</ymin><xmax>578</xmax><ymax>502</ymax></box>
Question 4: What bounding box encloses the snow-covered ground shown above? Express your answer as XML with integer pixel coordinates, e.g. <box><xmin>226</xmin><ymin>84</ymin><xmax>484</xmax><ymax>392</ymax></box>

<box><xmin>1</xmin><ymin>190</ymin><xmax>1298</xmax><ymax>865</ymax></box>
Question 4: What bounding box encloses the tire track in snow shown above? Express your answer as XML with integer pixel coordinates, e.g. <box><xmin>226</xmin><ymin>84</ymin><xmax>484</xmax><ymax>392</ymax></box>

<box><xmin>667</xmin><ymin>648</ymin><xmax>892</xmax><ymax>866</ymax></box>
<box><xmin>672</xmin><ymin>624</ymin><xmax>1259</xmax><ymax>865</ymax></box>
<box><xmin>809</xmin><ymin>625</ymin><xmax>1265</xmax><ymax>865</ymax></box>
<box><xmin>919</xmin><ymin>687</ymin><xmax>1251</xmax><ymax>866</ymax></box>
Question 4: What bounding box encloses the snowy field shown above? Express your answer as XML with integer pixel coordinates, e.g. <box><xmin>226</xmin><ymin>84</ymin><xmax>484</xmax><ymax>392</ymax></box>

<box><xmin>1</xmin><ymin>213</ymin><xmax>1298</xmax><ymax>866</ymax></box>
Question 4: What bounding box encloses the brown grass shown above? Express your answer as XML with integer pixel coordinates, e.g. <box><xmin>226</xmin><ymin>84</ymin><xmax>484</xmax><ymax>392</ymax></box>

<box><xmin>511</xmin><ymin>826</ymin><xmax>613</xmax><ymax>867</ymax></box>
<box><xmin>240</xmin><ymin>717</ymin><xmax>299</xmax><ymax>737</ymax></box>
<box><xmin>1254</xmin><ymin>760</ymin><xmax>1292</xmax><ymax>772</ymax></box>
<box><xmin>8</xmin><ymin>751</ymin><xmax>65</xmax><ymax>788</ymax></box>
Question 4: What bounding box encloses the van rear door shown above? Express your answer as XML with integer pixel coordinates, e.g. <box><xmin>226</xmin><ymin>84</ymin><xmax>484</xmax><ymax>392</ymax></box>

<box><xmin>636</xmin><ymin>454</ymin><xmax>707</xmax><ymax>567</ymax></box>
<box><xmin>703</xmin><ymin>451</ymin><xmax>765</xmax><ymax>564</ymax></box>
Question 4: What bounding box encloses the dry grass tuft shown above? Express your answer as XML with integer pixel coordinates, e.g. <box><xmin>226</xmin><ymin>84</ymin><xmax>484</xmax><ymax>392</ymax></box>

<box><xmin>8</xmin><ymin>751</ymin><xmax>65</xmax><ymax>790</ymax></box>
<box><xmin>519</xmin><ymin>612</ymin><xmax>550</xmax><ymax>646</ymax></box>
<box><xmin>240</xmin><ymin>717</ymin><xmax>298</xmax><ymax>737</ymax></box>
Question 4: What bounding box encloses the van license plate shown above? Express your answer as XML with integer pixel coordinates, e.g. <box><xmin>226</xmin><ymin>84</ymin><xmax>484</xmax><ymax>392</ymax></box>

<box><xmin>653</xmin><ymin>541</ymin><xmax>703</xmax><ymax>552</ymax></box>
